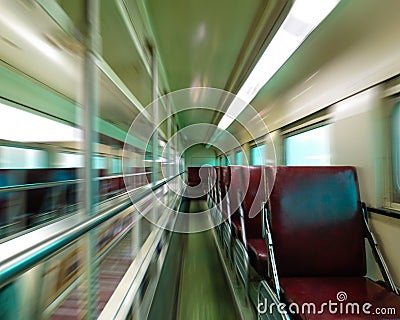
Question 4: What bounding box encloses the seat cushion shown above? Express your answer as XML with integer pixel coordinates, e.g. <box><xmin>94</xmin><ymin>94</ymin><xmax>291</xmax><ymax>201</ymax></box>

<box><xmin>247</xmin><ymin>238</ymin><xmax>268</xmax><ymax>278</ymax></box>
<box><xmin>280</xmin><ymin>277</ymin><xmax>400</xmax><ymax>320</ymax></box>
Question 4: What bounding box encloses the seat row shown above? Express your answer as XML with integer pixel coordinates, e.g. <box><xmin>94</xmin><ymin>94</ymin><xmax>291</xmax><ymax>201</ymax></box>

<box><xmin>0</xmin><ymin>168</ymin><xmax>150</xmax><ymax>237</ymax></box>
<box><xmin>205</xmin><ymin>165</ymin><xmax>400</xmax><ymax>320</ymax></box>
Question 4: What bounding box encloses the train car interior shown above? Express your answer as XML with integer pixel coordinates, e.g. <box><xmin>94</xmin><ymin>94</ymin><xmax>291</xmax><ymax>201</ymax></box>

<box><xmin>0</xmin><ymin>0</ymin><xmax>400</xmax><ymax>319</ymax></box>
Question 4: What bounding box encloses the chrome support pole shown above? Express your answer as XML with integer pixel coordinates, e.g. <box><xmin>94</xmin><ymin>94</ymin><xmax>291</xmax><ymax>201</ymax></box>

<box><xmin>210</xmin><ymin>173</ymin><xmax>212</xmax><ymax>203</ymax></box>
<box><xmin>362</xmin><ymin>203</ymin><xmax>399</xmax><ymax>294</ymax></box>
<box><xmin>225</xmin><ymin>184</ymin><xmax>232</xmax><ymax>228</ymax></box>
<box><xmin>81</xmin><ymin>0</ymin><xmax>100</xmax><ymax>318</ymax></box>
<box><xmin>237</xmin><ymin>190</ymin><xmax>247</xmax><ymax>250</ymax></box>
<box><xmin>263</xmin><ymin>203</ymin><xmax>281</xmax><ymax>300</ymax></box>
<box><xmin>152</xmin><ymin>48</ymin><xmax>159</xmax><ymax>184</ymax></box>
<box><xmin>167</xmin><ymin>96</ymin><xmax>171</xmax><ymax>180</ymax></box>
<box><xmin>225</xmin><ymin>186</ymin><xmax>233</xmax><ymax>264</ymax></box>
<box><xmin>217</xmin><ymin>182</ymin><xmax>223</xmax><ymax>224</ymax></box>
<box><xmin>166</xmin><ymin>96</ymin><xmax>172</xmax><ymax>204</ymax></box>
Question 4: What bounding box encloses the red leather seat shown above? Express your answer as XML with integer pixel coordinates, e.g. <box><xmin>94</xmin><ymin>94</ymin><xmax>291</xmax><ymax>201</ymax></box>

<box><xmin>0</xmin><ymin>170</ymin><xmax>8</xmax><ymax>226</ymax></box>
<box><xmin>199</xmin><ymin>166</ymin><xmax>213</xmax><ymax>195</ymax></box>
<box><xmin>247</xmin><ymin>238</ymin><xmax>268</xmax><ymax>278</ymax></box>
<box><xmin>217</xmin><ymin>166</ymin><xmax>230</xmax><ymax>220</ymax></box>
<box><xmin>226</xmin><ymin>166</ymin><xmax>244</xmax><ymax>213</ymax></box>
<box><xmin>187</xmin><ymin>166</ymin><xmax>210</xmax><ymax>199</ymax></box>
<box><xmin>211</xmin><ymin>166</ymin><xmax>221</xmax><ymax>201</ymax></box>
<box><xmin>187</xmin><ymin>167</ymin><xmax>202</xmax><ymax>186</ymax></box>
<box><xmin>216</xmin><ymin>166</ymin><xmax>223</xmax><ymax>202</ymax></box>
<box><xmin>231</xmin><ymin>218</ymin><xmax>242</xmax><ymax>236</ymax></box>
<box><xmin>266</xmin><ymin>166</ymin><xmax>400</xmax><ymax>319</ymax></box>
<box><xmin>225</xmin><ymin>166</ymin><xmax>244</xmax><ymax>228</ymax></box>
<box><xmin>220</xmin><ymin>166</ymin><xmax>230</xmax><ymax>194</ymax></box>
<box><xmin>240</xmin><ymin>166</ymin><xmax>264</xmax><ymax>237</ymax></box>
<box><xmin>239</xmin><ymin>166</ymin><xmax>269</xmax><ymax>277</ymax></box>
<box><xmin>118</xmin><ymin>176</ymin><xmax>125</xmax><ymax>193</ymax></box>
<box><xmin>26</xmin><ymin>169</ymin><xmax>52</xmax><ymax>220</ymax></box>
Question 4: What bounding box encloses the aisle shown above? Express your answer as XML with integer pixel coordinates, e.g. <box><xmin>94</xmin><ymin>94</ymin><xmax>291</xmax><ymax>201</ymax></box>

<box><xmin>176</xmin><ymin>200</ymin><xmax>240</xmax><ymax>320</ymax></box>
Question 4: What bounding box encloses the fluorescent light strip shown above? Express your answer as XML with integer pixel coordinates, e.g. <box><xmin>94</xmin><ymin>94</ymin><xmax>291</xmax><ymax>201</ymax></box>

<box><xmin>0</xmin><ymin>102</ymin><xmax>81</xmax><ymax>142</ymax></box>
<box><xmin>218</xmin><ymin>0</ymin><xmax>340</xmax><ymax>130</ymax></box>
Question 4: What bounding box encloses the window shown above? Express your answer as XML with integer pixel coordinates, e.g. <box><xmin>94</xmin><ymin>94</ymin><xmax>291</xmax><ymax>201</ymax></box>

<box><xmin>235</xmin><ymin>151</ymin><xmax>243</xmax><ymax>165</ymax></box>
<box><xmin>111</xmin><ymin>158</ymin><xmax>122</xmax><ymax>174</ymax></box>
<box><xmin>226</xmin><ymin>155</ymin><xmax>231</xmax><ymax>165</ymax></box>
<box><xmin>55</xmin><ymin>152</ymin><xmax>83</xmax><ymax>168</ymax></box>
<box><xmin>0</xmin><ymin>102</ymin><xmax>80</xmax><ymax>142</ymax></box>
<box><xmin>392</xmin><ymin>102</ymin><xmax>400</xmax><ymax>203</ymax></box>
<box><xmin>0</xmin><ymin>146</ymin><xmax>46</xmax><ymax>169</ymax></box>
<box><xmin>251</xmin><ymin>144</ymin><xmax>267</xmax><ymax>165</ymax></box>
<box><xmin>94</xmin><ymin>156</ymin><xmax>107</xmax><ymax>169</ymax></box>
<box><xmin>285</xmin><ymin>125</ymin><xmax>331</xmax><ymax>165</ymax></box>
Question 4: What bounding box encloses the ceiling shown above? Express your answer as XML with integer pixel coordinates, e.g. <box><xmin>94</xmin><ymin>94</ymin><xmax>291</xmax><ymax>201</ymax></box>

<box><xmin>0</xmin><ymin>0</ymin><xmax>399</xmax><ymax>150</ymax></box>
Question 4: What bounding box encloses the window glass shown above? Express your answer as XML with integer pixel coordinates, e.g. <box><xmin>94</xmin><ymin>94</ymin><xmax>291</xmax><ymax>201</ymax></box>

<box><xmin>285</xmin><ymin>125</ymin><xmax>331</xmax><ymax>165</ymax></box>
<box><xmin>0</xmin><ymin>146</ymin><xmax>47</xmax><ymax>169</ymax></box>
<box><xmin>226</xmin><ymin>155</ymin><xmax>231</xmax><ymax>165</ymax></box>
<box><xmin>235</xmin><ymin>151</ymin><xmax>243</xmax><ymax>165</ymax></box>
<box><xmin>94</xmin><ymin>156</ymin><xmax>107</xmax><ymax>169</ymax></box>
<box><xmin>111</xmin><ymin>158</ymin><xmax>122</xmax><ymax>174</ymax></box>
<box><xmin>392</xmin><ymin>103</ymin><xmax>400</xmax><ymax>202</ymax></box>
<box><xmin>55</xmin><ymin>152</ymin><xmax>83</xmax><ymax>168</ymax></box>
<box><xmin>251</xmin><ymin>144</ymin><xmax>267</xmax><ymax>165</ymax></box>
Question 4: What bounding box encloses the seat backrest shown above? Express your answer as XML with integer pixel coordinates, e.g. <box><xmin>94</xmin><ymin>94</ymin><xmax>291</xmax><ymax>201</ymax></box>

<box><xmin>240</xmin><ymin>166</ymin><xmax>266</xmax><ymax>239</ymax></box>
<box><xmin>220</xmin><ymin>166</ymin><xmax>230</xmax><ymax>198</ymax></box>
<box><xmin>217</xmin><ymin>166</ymin><xmax>223</xmax><ymax>193</ymax></box>
<box><xmin>218</xmin><ymin>166</ymin><xmax>231</xmax><ymax>219</ymax></box>
<box><xmin>26</xmin><ymin>169</ymin><xmax>51</xmax><ymax>213</ymax></box>
<box><xmin>227</xmin><ymin>166</ymin><xmax>245</xmax><ymax>219</ymax></box>
<box><xmin>199</xmin><ymin>166</ymin><xmax>213</xmax><ymax>194</ymax></box>
<box><xmin>50</xmin><ymin>168</ymin><xmax>78</xmax><ymax>204</ymax></box>
<box><xmin>187</xmin><ymin>167</ymin><xmax>201</xmax><ymax>186</ymax></box>
<box><xmin>212</xmin><ymin>166</ymin><xmax>220</xmax><ymax>199</ymax></box>
<box><xmin>267</xmin><ymin>166</ymin><xmax>366</xmax><ymax>277</ymax></box>
<box><xmin>0</xmin><ymin>170</ymin><xmax>9</xmax><ymax>225</ymax></box>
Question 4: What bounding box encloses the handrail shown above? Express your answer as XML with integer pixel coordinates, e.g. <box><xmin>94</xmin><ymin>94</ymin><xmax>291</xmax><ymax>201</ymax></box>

<box><xmin>0</xmin><ymin>179</ymin><xmax>78</xmax><ymax>193</ymax></box>
<box><xmin>367</xmin><ymin>206</ymin><xmax>400</xmax><ymax>220</ymax></box>
<box><xmin>98</xmin><ymin>184</ymin><xmax>184</xmax><ymax>320</ymax></box>
<box><xmin>97</xmin><ymin>172</ymin><xmax>148</xmax><ymax>181</ymax></box>
<box><xmin>0</xmin><ymin>172</ymin><xmax>148</xmax><ymax>193</ymax></box>
<box><xmin>0</xmin><ymin>172</ymin><xmax>183</xmax><ymax>289</ymax></box>
<box><xmin>0</xmin><ymin>174</ymin><xmax>152</xmax><ymax>241</ymax></box>
<box><xmin>99</xmin><ymin>214</ymin><xmax>168</xmax><ymax>320</ymax></box>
